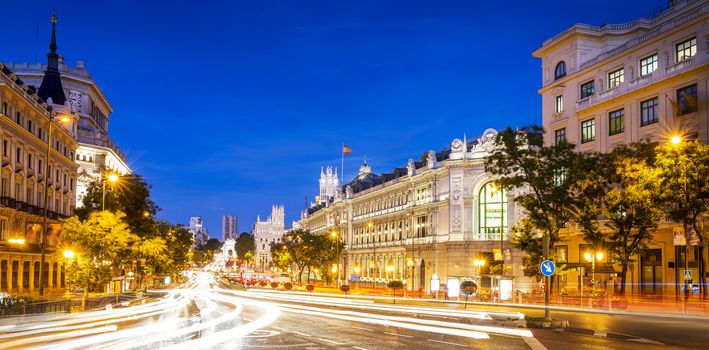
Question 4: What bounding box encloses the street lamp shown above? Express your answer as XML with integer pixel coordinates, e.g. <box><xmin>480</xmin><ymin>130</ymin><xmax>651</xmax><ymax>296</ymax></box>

<box><xmin>671</xmin><ymin>135</ymin><xmax>682</xmax><ymax>145</ymax></box>
<box><xmin>9</xmin><ymin>238</ymin><xmax>26</xmax><ymax>245</ymax></box>
<box><xmin>63</xmin><ymin>249</ymin><xmax>75</xmax><ymax>259</ymax></box>
<box><xmin>39</xmin><ymin>111</ymin><xmax>72</xmax><ymax>299</ymax></box>
<box><xmin>102</xmin><ymin>173</ymin><xmax>120</xmax><ymax>211</ymax></box>
<box><xmin>584</xmin><ymin>251</ymin><xmax>604</xmax><ymax>292</ymax></box>
<box><xmin>473</xmin><ymin>258</ymin><xmax>486</xmax><ymax>279</ymax></box>
<box><xmin>386</xmin><ymin>264</ymin><xmax>394</xmax><ymax>280</ymax></box>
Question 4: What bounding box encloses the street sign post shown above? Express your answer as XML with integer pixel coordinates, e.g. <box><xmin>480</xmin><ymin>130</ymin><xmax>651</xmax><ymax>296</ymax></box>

<box><xmin>540</xmin><ymin>260</ymin><xmax>556</xmax><ymax>277</ymax></box>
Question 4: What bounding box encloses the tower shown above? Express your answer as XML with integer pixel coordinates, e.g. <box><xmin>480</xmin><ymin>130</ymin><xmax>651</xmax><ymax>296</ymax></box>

<box><xmin>37</xmin><ymin>13</ymin><xmax>66</xmax><ymax>105</ymax></box>
<box><xmin>319</xmin><ymin>166</ymin><xmax>340</xmax><ymax>203</ymax></box>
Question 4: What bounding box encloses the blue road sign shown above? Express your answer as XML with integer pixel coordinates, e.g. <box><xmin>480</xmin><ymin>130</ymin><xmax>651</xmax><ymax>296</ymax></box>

<box><xmin>540</xmin><ymin>260</ymin><xmax>556</xmax><ymax>277</ymax></box>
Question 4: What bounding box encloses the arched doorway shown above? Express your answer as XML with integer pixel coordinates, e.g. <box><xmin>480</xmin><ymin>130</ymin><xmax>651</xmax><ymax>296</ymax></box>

<box><xmin>419</xmin><ymin>259</ymin><xmax>426</xmax><ymax>292</ymax></box>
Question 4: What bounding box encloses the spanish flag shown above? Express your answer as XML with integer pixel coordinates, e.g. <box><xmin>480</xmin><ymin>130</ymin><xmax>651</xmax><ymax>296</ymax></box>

<box><xmin>343</xmin><ymin>145</ymin><xmax>352</xmax><ymax>155</ymax></box>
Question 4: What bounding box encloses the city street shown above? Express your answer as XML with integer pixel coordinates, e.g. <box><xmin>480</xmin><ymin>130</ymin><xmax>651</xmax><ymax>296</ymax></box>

<box><xmin>2</xmin><ymin>273</ymin><xmax>706</xmax><ymax>349</ymax></box>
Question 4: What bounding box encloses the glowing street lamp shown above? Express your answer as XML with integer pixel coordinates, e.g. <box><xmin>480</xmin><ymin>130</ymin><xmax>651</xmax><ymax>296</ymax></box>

<box><xmin>386</xmin><ymin>265</ymin><xmax>394</xmax><ymax>279</ymax></box>
<box><xmin>63</xmin><ymin>249</ymin><xmax>75</xmax><ymax>259</ymax></box>
<box><xmin>353</xmin><ymin>266</ymin><xmax>361</xmax><ymax>274</ymax></box>
<box><xmin>9</xmin><ymin>238</ymin><xmax>26</xmax><ymax>245</ymax></box>
<box><xmin>473</xmin><ymin>258</ymin><xmax>486</xmax><ymax>278</ymax></box>
<box><xmin>671</xmin><ymin>135</ymin><xmax>682</xmax><ymax>145</ymax></box>
<box><xmin>584</xmin><ymin>250</ymin><xmax>604</xmax><ymax>291</ymax></box>
<box><xmin>102</xmin><ymin>173</ymin><xmax>120</xmax><ymax>211</ymax></box>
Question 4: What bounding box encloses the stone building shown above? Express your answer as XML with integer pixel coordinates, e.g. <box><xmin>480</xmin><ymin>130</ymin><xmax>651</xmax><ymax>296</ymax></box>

<box><xmin>8</xmin><ymin>18</ymin><xmax>130</xmax><ymax>208</ymax></box>
<box><xmin>534</xmin><ymin>0</ymin><xmax>708</xmax><ymax>295</ymax></box>
<box><xmin>299</xmin><ymin>129</ymin><xmax>534</xmax><ymax>297</ymax></box>
<box><xmin>252</xmin><ymin>205</ymin><xmax>285</xmax><ymax>272</ymax></box>
<box><xmin>0</xmin><ymin>16</ymin><xmax>79</xmax><ymax>296</ymax></box>
<box><xmin>222</xmin><ymin>215</ymin><xmax>238</xmax><ymax>241</ymax></box>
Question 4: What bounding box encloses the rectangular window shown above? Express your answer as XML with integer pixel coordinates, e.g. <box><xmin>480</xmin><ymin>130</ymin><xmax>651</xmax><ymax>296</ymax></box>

<box><xmin>581</xmin><ymin>119</ymin><xmax>595</xmax><ymax>143</ymax></box>
<box><xmin>0</xmin><ymin>219</ymin><xmax>6</xmax><ymax>241</ymax></box>
<box><xmin>677</xmin><ymin>84</ymin><xmax>698</xmax><ymax>115</ymax></box>
<box><xmin>639</xmin><ymin>54</ymin><xmax>658</xmax><ymax>76</ymax></box>
<box><xmin>555</xmin><ymin>95</ymin><xmax>563</xmax><ymax>113</ymax></box>
<box><xmin>580</xmin><ymin>81</ymin><xmax>595</xmax><ymax>99</ymax></box>
<box><xmin>15</xmin><ymin>112</ymin><xmax>21</xmax><ymax>125</ymax></box>
<box><xmin>2</xmin><ymin>140</ymin><xmax>7</xmax><ymax>157</ymax></box>
<box><xmin>1</xmin><ymin>102</ymin><xmax>7</xmax><ymax>115</ymax></box>
<box><xmin>641</xmin><ymin>97</ymin><xmax>659</xmax><ymax>126</ymax></box>
<box><xmin>1</xmin><ymin>178</ymin><xmax>7</xmax><ymax>196</ymax></box>
<box><xmin>38</xmin><ymin>159</ymin><xmax>42</xmax><ymax>174</ymax></box>
<box><xmin>554</xmin><ymin>128</ymin><xmax>566</xmax><ymax>145</ymax></box>
<box><xmin>609</xmin><ymin>108</ymin><xmax>625</xmax><ymax>135</ymax></box>
<box><xmin>608</xmin><ymin>68</ymin><xmax>624</xmax><ymax>88</ymax></box>
<box><xmin>38</xmin><ymin>128</ymin><xmax>43</xmax><ymax>140</ymax></box>
<box><xmin>676</xmin><ymin>37</ymin><xmax>697</xmax><ymax>62</ymax></box>
<box><xmin>27</xmin><ymin>154</ymin><xmax>32</xmax><ymax>169</ymax></box>
<box><xmin>27</xmin><ymin>120</ymin><xmax>33</xmax><ymax>133</ymax></box>
<box><xmin>15</xmin><ymin>148</ymin><xmax>21</xmax><ymax>164</ymax></box>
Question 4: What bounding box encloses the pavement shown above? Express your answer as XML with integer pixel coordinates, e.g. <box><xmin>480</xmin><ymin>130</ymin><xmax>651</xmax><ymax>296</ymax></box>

<box><xmin>0</xmin><ymin>274</ymin><xmax>707</xmax><ymax>349</ymax></box>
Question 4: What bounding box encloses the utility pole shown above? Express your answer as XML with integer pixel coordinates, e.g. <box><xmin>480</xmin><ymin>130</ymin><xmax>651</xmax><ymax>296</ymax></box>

<box><xmin>543</xmin><ymin>233</ymin><xmax>551</xmax><ymax>320</ymax></box>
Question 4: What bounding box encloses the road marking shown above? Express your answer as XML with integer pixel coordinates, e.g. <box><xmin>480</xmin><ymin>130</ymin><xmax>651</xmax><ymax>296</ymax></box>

<box><xmin>351</xmin><ymin>326</ymin><xmax>374</xmax><ymax>332</ymax></box>
<box><xmin>271</xmin><ymin>326</ymin><xmax>287</xmax><ymax>331</ymax></box>
<box><xmin>427</xmin><ymin>339</ymin><xmax>468</xmax><ymax>347</ymax></box>
<box><xmin>523</xmin><ymin>336</ymin><xmax>549</xmax><ymax>350</ymax></box>
<box><xmin>627</xmin><ymin>338</ymin><xmax>665</xmax><ymax>345</ymax></box>
<box><xmin>318</xmin><ymin>337</ymin><xmax>345</xmax><ymax>345</ymax></box>
<box><xmin>384</xmin><ymin>331</ymin><xmax>413</xmax><ymax>338</ymax></box>
<box><xmin>353</xmin><ymin>347</ymin><xmax>369</xmax><ymax>350</ymax></box>
<box><xmin>593</xmin><ymin>331</ymin><xmax>607</xmax><ymax>337</ymax></box>
<box><xmin>292</xmin><ymin>330</ymin><xmax>311</xmax><ymax>337</ymax></box>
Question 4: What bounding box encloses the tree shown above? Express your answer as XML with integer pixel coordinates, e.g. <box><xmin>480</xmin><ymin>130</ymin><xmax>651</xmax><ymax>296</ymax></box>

<box><xmin>236</xmin><ymin>232</ymin><xmax>255</xmax><ymax>264</ymax></box>
<box><xmin>572</xmin><ymin>143</ymin><xmax>661</xmax><ymax>296</ymax></box>
<box><xmin>656</xmin><ymin>139</ymin><xmax>709</xmax><ymax>295</ymax></box>
<box><xmin>61</xmin><ymin>212</ymin><xmax>138</xmax><ymax>300</ymax></box>
<box><xmin>75</xmin><ymin>173</ymin><xmax>159</xmax><ymax>238</ymax></box>
<box><xmin>485</xmin><ymin>126</ymin><xmax>581</xmax><ymax>277</ymax></box>
<box><xmin>270</xmin><ymin>229</ymin><xmax>343</xmax><ymax>283</ymax></box>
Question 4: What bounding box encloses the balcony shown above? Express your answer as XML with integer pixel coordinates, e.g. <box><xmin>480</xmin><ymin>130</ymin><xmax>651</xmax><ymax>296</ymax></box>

<box><xmin>576</xmin><ymin>56</ymin><xmax>701</xmax><ymax>112</ymax></box>
<box><xmin>0</xmin><ymin>196</ymin><xmax>66</xmax><ymax>219</ymax></box>
<box><xmin>472</xmin><ymin>232</ymin><xmax>509</xmax><ymax>241</ymax></box>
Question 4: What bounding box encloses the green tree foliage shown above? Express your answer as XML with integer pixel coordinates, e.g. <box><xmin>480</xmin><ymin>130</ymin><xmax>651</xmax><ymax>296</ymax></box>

<box><xmin>236</xmin><ymin>232</ymin><xmax>255</xmax><ymax>262</ymax></box>
<box><xmin>61</xmin><ymin>212</ymin><xmax>138</xmax><ymax>295</ymax></box>
<box><xmin>75</xmin><ymin>173</ymin><xmax>159</xmax><ymax>238</ymax></box>
<box><xmin>656</xmin><ymin>139</ymin><xmax>709</xmax><ymax>293</ymax></box>
<box><xmin>270</xmin><ymin>229</ymin><xmax>343</xmax><ymax>283</ymax></box>
<box><xmin>485</xmin><ymin>126</ymin><xmax>581</xmax><ymax>277</ymax></box>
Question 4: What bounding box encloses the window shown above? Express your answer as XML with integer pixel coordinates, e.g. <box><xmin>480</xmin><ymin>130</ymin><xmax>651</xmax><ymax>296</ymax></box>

<box><xmin>1</xmin><ymin>178</ymin><xmax>7</xmax><ymax>196</ymax></box>
<box><xmin>15</xmin><ymin>148</ymin><xmax>21</xmax><ymax>164</ymax></box>
<box><xmin>608</xmin><ymin>68</ymin><xmax>624</xmax><ymax>88</ymax></box>
<box><xmin>27</xmin><ymin>154</ymin><xmax>32</xmax><ymax>169</ymax></box>
<box><xmin>580</xmin><ymin>81</ymin><xmax>595</xmax><ymax>99</ymax></box>
<box><xmin>38</xmin><ymin>128</ymin><xmax>43</xmax><ymax>140</ymax></box>
<box><xmin>609</xmin><ymin>108</ymin><xmax>625</xmax><ymax>135</ymax></box>
<box><xmin>641</xmin><ymin>97</ymin><xmax>659</xmax><ymax>126</ymax></box>
<box><xmin>0</xmin><ymin>218</ymin><xmax>6</xmax><ymax>241</ymax></box>
<box><xmin>2</xmin><ymin>140</ymin><xmax>7</xmax><ymax>157</ymax></box>
<box><xmin>554</xmin><ymin>128</ymin><xmax>566</xmax><ymax>145</ymax></box>
<box><xmin>15</xmin><ymin>112</ymin><xmax>21</xmax><ymax>125</ymax></box>
<box><xmin>478</xmin><ymin>182</ymin><xmax>507</xmax><ymax>234</ymax></box>
<box><xmin>555</xmin><ymin>95</ymin><xmax>563</xmax><ymax>113</ymax></box>
<box><xmin>554</xmin><ymin>61</ymin><xmax>566</xmax><ymax>80</ymax></box>
<box><xmin>581</xmin><ymin>119</ymin><xmax>595</xmax><ymax>143</ymax></box>
<box><xmin>555</xmin><ymin>245</ymin><xmax>568</xmax><ymax>262</ymax></box>
<box><xmin>1</xmin><ymin>102</ymin><xmax>7</xmax><ymax>115</ymax></box>
<box><xmin>639</xmin><ymin>54</ymin><xmax>657</xmax><ymax>76</ymax></box>
<box><xmin>677</xmin><ymin>84</ymin><xmax>698</xmax><ymax>115</ymax></box>
<box><xmin>676</xmin><ymin>37</ymin><xmax>696</xmax><ymax>62</ymax></box>
<box><xmin>38</xmin><ymin>160</ymin><xmax>42</xmax><ymax>174</ymax></box>
<box><xmin>415</xmin><ymin>215</ymin><xmax>429</xmax><ymax>238</ymax></box>
<box><xmin>553</xmin><ymin>168</ymin><xmax>566</xmax><ymax>187</ymax></box>
<box><xmin>28</xmin><ymin>120</ymin><xmax>33</xmax><ymax>133</ymax></box>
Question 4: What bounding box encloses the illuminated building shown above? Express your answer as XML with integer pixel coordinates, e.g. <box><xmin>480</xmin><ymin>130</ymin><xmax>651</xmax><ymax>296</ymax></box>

<box><xmin>189</xmin><ymin>216</ymin><xmax>209</xmax><ymax>247</ymax></box>
<box><xmin>222</xmin><ymin>215</ymin><xmax>238</xmax><ymax>241</ymax></box>
<box><xmin>252</xmin><ymin>205</ymin><xmax>285</xmax><ymax>272</ymax></box>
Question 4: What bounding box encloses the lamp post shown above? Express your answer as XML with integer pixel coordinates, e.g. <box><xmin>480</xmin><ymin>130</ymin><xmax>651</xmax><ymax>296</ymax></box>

<box><xmin>670</xmin><ymin>134</ymin><xmax>691</xmax><ymax>301</ymax></box>
<box><xmin>331</xmin><ymin>229</ymin><xmax>339</xmax><ymax>286</ymax></box>
<box><xmin>102</xmin><ymin>173</ymin><xmax>119</xmax><ymax>211</ymax></box>
<box><xmin>584</xmin><ymin>251</ymin><xmax>604</xmax><ymax>292</ymax></box>
<box><xmin>39</xmin><ymin>112</ymin><xmax>72</xmax><ymax>299</ymax></box>
<box><xmin>353</xmin><ymin>266</ymin><xmax>361</xmax><ymax>287</ymax></box>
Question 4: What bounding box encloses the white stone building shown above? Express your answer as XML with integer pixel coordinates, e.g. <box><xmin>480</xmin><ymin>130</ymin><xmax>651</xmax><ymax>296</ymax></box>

<box><xmin>533</xmin><ymin>0</ymin><xmax>708</xmax><ymax>296</ymax></box>
<box><xmin>299</xmin><ymin>129</ymin><xmax>534</xmax><ymax>297</ymax></box>
<box><xmin>189</xmin><ymin>216</ymin><xmax>209</xmax><ymax>247</ymax></box>
<box><xmin>252</xmin><ymin>205</ymin><xmax>285</xmax><ymax>272</ymax></box>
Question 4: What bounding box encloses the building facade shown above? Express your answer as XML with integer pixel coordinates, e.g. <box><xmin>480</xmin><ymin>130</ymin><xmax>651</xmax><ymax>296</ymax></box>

<box><xmin>189</xmin><ymin>216</ymin><xmax>209</xmax><ymax>247</ymax></box>
<box><xmin>299</xmin><ymin>129</ymin><xmax>533</xmax><ymax>296</ymax></box>
<box><xmin>0</xmin><ymin>56</ymin><xmax>79</xmax><ymax>296</ymax></box>
<box><xmin>7</xmin><ymin>16</ymin><xmax>130</xmax><ymax>208</ymax></box>
<box><xmin>252</xmin><ymin>205</ymin><xmax>285</xmax><ymax>272</ymax></box>
<box><xmin>534</xmin><ymin>0</ymin><xmax>708</xmax><ymax>295</ymax></box>
<box><xmin>222</xmin><ymin>215</ymin><xmax>238</xmax><ymax>241</ymax></box>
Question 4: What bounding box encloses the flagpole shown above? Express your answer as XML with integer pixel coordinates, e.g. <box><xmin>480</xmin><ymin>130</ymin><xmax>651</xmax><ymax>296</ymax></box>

<box><xmin>341</xmin><ymin>142</ymin><xmax>344</xmax><ymax>184</ymax></box>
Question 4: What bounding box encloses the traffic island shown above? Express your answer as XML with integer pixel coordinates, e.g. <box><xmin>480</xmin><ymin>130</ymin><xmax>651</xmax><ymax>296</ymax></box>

<box><xmin>525</xmin><ymin>316</ymin><xmax>569</xmax><ymax>329</ymax></box>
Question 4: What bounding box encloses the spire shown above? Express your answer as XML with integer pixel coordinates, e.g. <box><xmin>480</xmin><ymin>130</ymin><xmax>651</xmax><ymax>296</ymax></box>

<box><xmin>38</xmin><ymin>12</ymin><xmax>66</xmax><ymax>106</ymax></box>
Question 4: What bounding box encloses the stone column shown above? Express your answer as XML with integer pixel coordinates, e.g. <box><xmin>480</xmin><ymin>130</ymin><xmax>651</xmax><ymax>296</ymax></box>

<box><xmin>17</xmin><ymin>260</ymin><xmax>24</xmax><ymax>293</ymax></box>
<box><xmin>48</xmin><ymin>261</ymin><xmax>54</xmax><ymax>288</ymax></box>
<box><xmin>6</xmin><ymin>260</ymin><xmax>12</xmax><ymax>291</ymax></box>
<box><xmin>29</xmin><ymin>260</ymin><xmax>35</xmax><ymax>290</ymax></box>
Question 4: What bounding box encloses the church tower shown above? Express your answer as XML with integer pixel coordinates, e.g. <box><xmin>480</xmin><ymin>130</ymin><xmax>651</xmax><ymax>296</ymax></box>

<box><xmin>319</xmin><ymin>166</ymin><xmax>340</xmax><ymax>203</ymax></box>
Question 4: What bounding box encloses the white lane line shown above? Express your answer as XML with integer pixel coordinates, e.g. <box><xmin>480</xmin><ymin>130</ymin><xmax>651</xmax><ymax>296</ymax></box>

<box><xmin>384</xmin><ymin>331</ymin><xmax>414</xmax><ymax>338</ymax></box>
<box><xmin>351</xmin><ymin>326</ymin><xmax>374</xmax><ymax>332</ymax></box>
<box><xmin>427</xmin><ymin>339</ymin><xmax>468</xmax><ymax>347</ymax></box>
<box><xmin>271</xmin><ymin>326</ymin><xmax>288</xmax><ymax>331</ymax></box>
<box><xmin>593</xmin><ymin>331</ymin><xmax>608</xmax><ymax>337</ymax></box>
<box><xmin>318</xmin><ymin>337</ymin><xmax>345</xmax><ymax>345</ymax></box>
<box><xmin>292</xmin><ymin>330</ymin><xmax>311</xmax><ymax>337</ymax></box>
<box><xmin>353</xmin><ymin>347</ymin><xmax>369</xmax><ymax>350</ymax></box>
<box><xmin>523</xmin><ymin>336</ymin><xmax>549</xmax><ymax>350</ymax></box>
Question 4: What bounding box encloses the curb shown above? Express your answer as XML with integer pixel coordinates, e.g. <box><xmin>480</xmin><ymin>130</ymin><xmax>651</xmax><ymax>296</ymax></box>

<box><xmin>527</xmin><ymin>320</ymin><xmax>569</xmax><ymax>329</ymax></box>
<box><xmin>557</xmin><ymin>327</ymin><xmax>665</xmax><ymax>345</ymax></box>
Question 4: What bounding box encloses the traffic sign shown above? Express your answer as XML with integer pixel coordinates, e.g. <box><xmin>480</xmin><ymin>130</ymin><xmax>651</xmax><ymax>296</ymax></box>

<box><xmin>540</xmin><ymin>260</ymin><xmax>556</xmax><ymax>277</ymax></box>
<box><xmin>684</xmin><ymin>270</ymin><xmax>692</xmax><ymax>281</ymax></box>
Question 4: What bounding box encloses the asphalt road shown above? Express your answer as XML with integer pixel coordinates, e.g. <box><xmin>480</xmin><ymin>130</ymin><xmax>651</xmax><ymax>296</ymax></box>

<box><xmin>1</xmin><ymin>273</ymin><xmax>706</xmax><ymax>349</ymax></box>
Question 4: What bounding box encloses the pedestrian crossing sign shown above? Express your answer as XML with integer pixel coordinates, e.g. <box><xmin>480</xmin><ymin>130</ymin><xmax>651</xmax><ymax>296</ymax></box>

<box><xmin>684</xmin><ymin>270</ymin><xmax>692</xmax><ymax>281</ymax></box>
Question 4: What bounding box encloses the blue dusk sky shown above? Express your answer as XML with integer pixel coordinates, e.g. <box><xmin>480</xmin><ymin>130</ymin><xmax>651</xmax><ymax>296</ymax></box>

<box><xmin>1</xmin><ymin>0</ymin><xmax>662</xmax><ymax>236</ymax></box>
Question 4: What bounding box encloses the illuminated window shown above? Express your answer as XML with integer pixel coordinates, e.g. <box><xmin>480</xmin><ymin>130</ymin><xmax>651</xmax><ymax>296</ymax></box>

<box><xmin>478</xmin><ymin>182</ymin><xmax>507</xmax><ymax>234</ymax></box>
<box><xmin>554</xmin><ymin>61</ymin><xmax>566</xmax><ymax>80</ymax></box>
<box><xmin>581</xmin><ymin>119</ymin><xmax>595</xmax><ymax>143</ymax></box>
<box><xmin>676</xmin><ymin>37</ymin><xmax>696</xmax><ymax>62</ymax></box>
<box><xmin>609</xmin><ymin>109</ymin><xmax>625</xmax><ymax>135</ymax></box>
<box><xmin>554</xmin><ymin>128</ymin><xmax>566</xmax><ymax>145</ymax></box>
<box><xmin>580</xmin><ymin>81</ymin><xmax>594</xmax><ymax>99</ymax></box>
<box><xmin>555</xmin><ymin>95</ymin><xmax>563</xmax><ymax>113</ymax></box>
<box><xmin>640</xmin><ymin>98</ymin><xmax>658</xmax><ymax>126</ymax></box>
<box><xmin>608</xmin><ymin>68</ymin><xmax>624</xmax><ymax>88</ymax></box>
<box><xmin>639</xmin><ymin>54</ymin><xmax>657</xmax><ymax>76</ymax></box>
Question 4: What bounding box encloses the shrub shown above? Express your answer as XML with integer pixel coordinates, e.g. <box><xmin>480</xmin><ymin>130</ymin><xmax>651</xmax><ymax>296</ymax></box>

<box><xmin>259</xmin><ymin>281</ymin><xmax>268</xmax><ymax>287</ymax></box>
<box><xmin>387</xmin><ymin>280</ymin><xmax>404</xmax><ymax>289</ymax></box>
<box><xmin>270</xmin><ymin>282</ymin><xmax>279</xmax><ymax>289</ymax></box>
<box><xmin>306</xmin><ymin>284</ymin><xmax>315</xmax><ymax>292</ymax></box>
<box><xmin>284</xmin><ymin>282</ymin><xmax>293</xmax><ymax>290</ymax></box>
<box><xmin>340</xmin><ymin>285</ymin><xmax>350</xmax><ymax>294</ymax></box>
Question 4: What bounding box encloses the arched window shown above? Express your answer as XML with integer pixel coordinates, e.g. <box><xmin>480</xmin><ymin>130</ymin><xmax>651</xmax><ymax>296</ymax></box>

<box><xmin>555</xmin><ymin>61</ymin><xmax>566</xmax><ymax>80</ymax></box>
<box><xmin>478</xmin><ymin>182</ymin><xmax>508</xmax><ymax>234</ymax></box>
